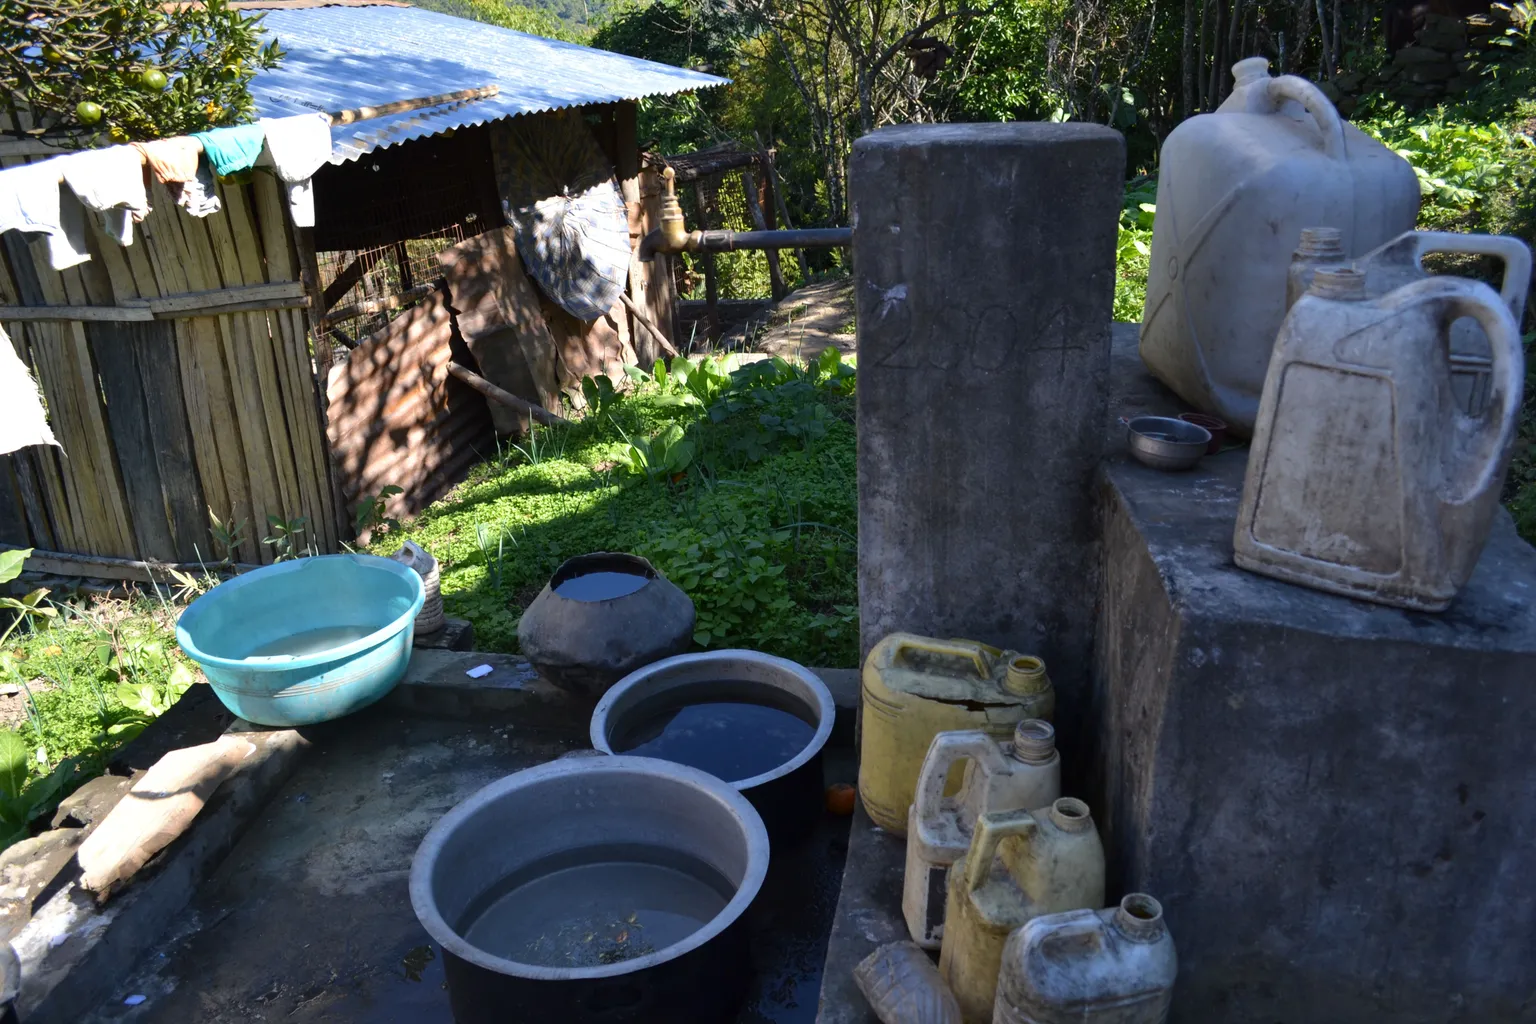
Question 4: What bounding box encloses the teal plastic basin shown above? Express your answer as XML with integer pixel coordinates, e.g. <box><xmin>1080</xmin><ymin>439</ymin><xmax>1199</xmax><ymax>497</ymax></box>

<box><xmin>176</xmin><ymin>554</ymin><xmax>425</xmax><ymax>727</ymax></box>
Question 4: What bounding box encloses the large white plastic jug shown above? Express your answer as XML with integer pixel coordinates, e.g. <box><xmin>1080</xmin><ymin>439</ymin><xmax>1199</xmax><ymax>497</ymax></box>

<box><xmin>993</xmin><ymin>894</ymin><xmax>1178</xmax><ymax>1024</ymax></box>
<box><xmin>1140</xmin><ymin>57</ymin><xmax>1421</xmax><ymax>435</ymax></box>
<box><xmin>902</xmin><ymin>722</ymin><xmax>1061</xmax><ymax>949</ymax></box>
<box><xmin>1353</xmin><ymin>230</ymin><xmax>1532</xmax><ymax>417</ymax></box>
<box><xmin>1235</xmin><ymin>268</ymin><xmax>1524</xmax><ymax>611</ymax></box>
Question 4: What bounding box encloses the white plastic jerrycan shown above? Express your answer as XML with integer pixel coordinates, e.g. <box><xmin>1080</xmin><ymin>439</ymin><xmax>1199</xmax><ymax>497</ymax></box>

<box><xmin>993</xmin><ymin>894</ymin><xmax>1178</xmax><ymax>1024</ymax></box>
<box><xmin>903</xmin><ymin>722</ymin><xmax>1061</xmax><ymax>949</ymax></box>
<box><xmin>1235</xmin><ymin>268</ymin><xmax>1524</xmax><ymax>611</ymax></box>
<box><xmin>1140</xmin><ymin>56</ymin><xmax>1421</xmax><ymax>436</ymax></box>
<box><xmin>1353</xmin><ymin>230</ymin><xmax>1532</xmax><ymax>417</ymax></box>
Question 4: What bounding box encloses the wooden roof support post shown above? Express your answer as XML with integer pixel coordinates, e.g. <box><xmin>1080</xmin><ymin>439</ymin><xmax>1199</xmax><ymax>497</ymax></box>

<box><xmin>756</xmin><ymin>132</ymin><xmax>808</xmax><ymax>283</ymax></box>
<box><xmin>293</xmin><ymin>226</ymin><xmax>334</xmax><ymax>378</ymax></box>
<box><xmin>741</xmin><ymin>166</ymin><xmax>787</xmax><ymax>301</ymax></box>
<box><xmin>615</xmin><ymin>100</ymin><xmax>666</xmax><ymax>365</ymax></box>
<box><xmin>693</xmin><ymin>179</ymin><xmax>720</xmax><ymax>343</ymax></box>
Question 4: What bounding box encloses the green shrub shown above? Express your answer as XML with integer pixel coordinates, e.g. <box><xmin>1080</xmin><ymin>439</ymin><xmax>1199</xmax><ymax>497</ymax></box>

<box><xmin>1115</xmin><ymin>177</ymin><xmax>1156</xmax><ymax>323</ymax></box>
<box><xmin>383</xmin><ymin>351</ymin><xmax>859</xmax><ymax>665</ymax></box>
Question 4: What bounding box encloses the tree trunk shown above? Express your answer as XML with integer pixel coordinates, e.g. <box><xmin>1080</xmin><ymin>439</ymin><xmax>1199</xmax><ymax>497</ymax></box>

<box><xmin>1182</xmin><ymin>0</ymin><xmax>1197</xmax><ymax>118</ymax></box>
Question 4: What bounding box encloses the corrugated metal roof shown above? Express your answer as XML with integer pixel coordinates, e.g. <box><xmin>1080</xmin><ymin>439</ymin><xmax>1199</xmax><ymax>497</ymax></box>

<box><xmin>246</xmin><ymin>4</ymin><xmax>727</xmax><ymax>163</ymax></box>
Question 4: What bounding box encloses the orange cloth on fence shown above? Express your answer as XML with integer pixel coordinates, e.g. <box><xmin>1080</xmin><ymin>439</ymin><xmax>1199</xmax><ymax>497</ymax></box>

<box><xmin>133</xmin><ymin>137</ymin><xmax>202</xmax><ymax>185</ymax></box>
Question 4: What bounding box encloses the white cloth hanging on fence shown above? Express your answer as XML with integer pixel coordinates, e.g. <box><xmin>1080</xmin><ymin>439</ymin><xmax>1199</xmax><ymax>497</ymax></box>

<box><xmin>0</xmin><ymin>158</ymin><xmax>92</xmax><ymax>270</ymax></box>
<box><xmin>58</xmin><ymin>146</ymin><xmax>151</xmax><ymax>247</ymax></box>
<box><xmin>259</xmin><ymin>113</ymin><xmax>333</xmax><ymax>228</ymax></box>
<box><xmin>0</xmin><ymin>324</ymin><xmax>58</xmax><ymax>456</ymax></box>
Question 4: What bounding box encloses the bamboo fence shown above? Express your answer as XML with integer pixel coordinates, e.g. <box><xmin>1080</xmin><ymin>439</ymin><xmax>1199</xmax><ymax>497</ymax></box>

<box><xmin>0</xmin><ymin>147</ymin><xmax>343</xmax><ymax>570</ymax></box>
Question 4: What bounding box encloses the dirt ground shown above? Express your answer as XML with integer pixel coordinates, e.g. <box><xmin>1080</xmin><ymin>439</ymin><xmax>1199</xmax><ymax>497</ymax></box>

<box><xmin>752</xmin><ymin>278</ymin><xmax>856</xmax><ymax>365</ymax></box>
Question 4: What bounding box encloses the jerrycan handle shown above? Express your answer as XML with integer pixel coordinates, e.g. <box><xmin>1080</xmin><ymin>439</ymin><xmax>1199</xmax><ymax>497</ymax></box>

<box><xmin>891</xmin><ymin>637</ymin><xmax>991</xmax><ymax>679</ymax></box>
<box><xmin>963</xmin><ymin>809</ymin><xmax>1036</xmax><ymax>892</ymax></box>
<box><xmin>1263</xmin><ymin>75</ymin><xmax>1347</xmax><ymax>161</ymax></box>
<box><xmin>914</xmin><ymin>731</ymin><xmax>1007</xmax><ymax>832</ymax></box>
<box><xmin>1400</xmin><ymin>231</ymin><xmax>1532</xmax><ymax>322</ymax></box>
<box><xmin>1381</xmin><ymin>277</ymin><xmax>1524</xmax><ymax>502</ymax></box>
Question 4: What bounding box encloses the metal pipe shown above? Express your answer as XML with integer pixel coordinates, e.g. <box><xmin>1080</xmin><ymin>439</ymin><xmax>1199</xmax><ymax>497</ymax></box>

<box><xmin>690</xmin><ymin>228</ymin><xmax>852</xmax><ymax>253</ymax></box>
<box><xmin>638</xmin><ymin>165</ymin><xmax>850</xmax><ymax>262</ymax></box>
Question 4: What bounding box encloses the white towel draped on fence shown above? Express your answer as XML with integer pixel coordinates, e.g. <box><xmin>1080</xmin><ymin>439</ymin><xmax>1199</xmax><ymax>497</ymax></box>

<box><xmin>0</xmin><ymin>324</ymin><xmax>59</xmax><ymax>455</ymax></box>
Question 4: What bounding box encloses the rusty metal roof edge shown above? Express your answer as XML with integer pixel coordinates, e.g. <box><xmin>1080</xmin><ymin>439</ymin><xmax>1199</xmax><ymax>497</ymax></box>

<box><xmin>321</xmin><ymin>85</ymin><xmax>732</xmax><ymax>165</ymax></box>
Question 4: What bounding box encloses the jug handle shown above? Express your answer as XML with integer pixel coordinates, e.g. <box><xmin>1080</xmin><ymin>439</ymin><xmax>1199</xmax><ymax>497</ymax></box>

<box><xmin>914</xmin><ymin>730</ymin><xmax>1008</xmax><ymax>832</ymax></box>
<box><xmin>1263</xmin><ymin>75</ymin><xmax>1347</xmax><ymax>161</ymax></box>
<box><xmin>891</xmin><ymin>637</ymin><xmax>990</xmax><ymax>680</ymax></box>
<box><xmin>1398</xmin><ymin>231</ymin><xmax>1532</xmax><ymax>321</ymax></box>
<box><xmin>1379</xmin><ymin>277</ymin><xmax>1524</xmax><ymax>503</ymax></box>
<box><xmin>963</xmin><ymin>810</ymin><xmax>1037</xmax><ymax>893</ymax></box>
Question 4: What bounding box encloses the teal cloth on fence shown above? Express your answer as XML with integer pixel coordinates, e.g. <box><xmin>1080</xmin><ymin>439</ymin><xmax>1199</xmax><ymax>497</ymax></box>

<box><xmin>192</xmin><ymin>123</ymin><xmax>267</xmax><ymax>178</ymax></box>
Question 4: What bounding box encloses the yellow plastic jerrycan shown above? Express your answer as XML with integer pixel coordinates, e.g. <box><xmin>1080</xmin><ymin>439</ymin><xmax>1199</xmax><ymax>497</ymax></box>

<box><xmin>859</xmin><ymin>634</ymin><xmax>1055</xmax><ymax>835</ymax></box>
<box><xmin>937</xmin><ymin>800</ymin><xmax>1106</xmax><ymax>1024</ymax></box>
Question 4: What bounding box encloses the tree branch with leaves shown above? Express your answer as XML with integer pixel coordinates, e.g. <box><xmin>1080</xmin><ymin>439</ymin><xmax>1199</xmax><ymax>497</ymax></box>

<box><xmin>2</xmin><ymin>0</ymin><xmax>284</xmax><ymax>144</ymax></box>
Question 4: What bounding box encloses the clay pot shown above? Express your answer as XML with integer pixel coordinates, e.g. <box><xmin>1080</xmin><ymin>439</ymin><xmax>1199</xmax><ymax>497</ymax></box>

<box><xmin>1178</xmin><ymin>412</ymin><xmax>1228</xmax><ymax>455</ymax></box>
<box><xmin>517</xmin><ymin>552</ymin><xmax>695</xmax><ymax>697</ymax></box>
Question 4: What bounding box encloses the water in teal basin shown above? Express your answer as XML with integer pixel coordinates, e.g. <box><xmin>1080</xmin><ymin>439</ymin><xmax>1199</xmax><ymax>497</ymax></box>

<box><xmin>245</xmin><ymin>624</ymin><xmax>379</xmax><ymax>659</ymax></box>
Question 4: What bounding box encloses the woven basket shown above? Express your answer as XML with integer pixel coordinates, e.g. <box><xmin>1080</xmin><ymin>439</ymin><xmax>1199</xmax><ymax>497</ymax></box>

<box><xmin>391</xmin><ymin>541</ymin><xmax>444</xmax><ymax>635</ymax></box>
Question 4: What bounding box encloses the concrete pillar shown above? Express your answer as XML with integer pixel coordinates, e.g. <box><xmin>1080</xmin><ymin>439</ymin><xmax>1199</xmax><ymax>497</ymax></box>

<box><xmin>852</xmin><ymin>123</ymin><xmax>1125</xmax><ymax>730</ymax></box>
<box><xmin>1093</xmin><ymin>451</ymin><xmax>1536</xmax><ymax>1021</ymax></box>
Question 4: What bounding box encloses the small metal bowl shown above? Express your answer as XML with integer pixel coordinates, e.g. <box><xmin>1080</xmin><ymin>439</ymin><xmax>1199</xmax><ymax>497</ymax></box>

<box><xmin>1123</xmin><ymin>415</ymin><xmax>1211</xmax><ymax>471</ymax></box>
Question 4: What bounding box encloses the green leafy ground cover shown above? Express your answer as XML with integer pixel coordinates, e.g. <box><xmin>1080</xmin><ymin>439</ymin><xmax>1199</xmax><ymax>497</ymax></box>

<box><xmin>378</xmin><ymin>352</ymin><xmax>860</xmax><ymax>668</ymax></box>
<box><xmin>0</xmin><ymin>551</ymin><xmax>192</xmax><ymax>850</ymax></box>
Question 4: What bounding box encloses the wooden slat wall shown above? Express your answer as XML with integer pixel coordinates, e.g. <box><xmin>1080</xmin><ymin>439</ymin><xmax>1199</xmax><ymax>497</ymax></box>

<box><xmin>0</xmin><ymin>152</ymin><xmax>342</xmax><ymax>568</ymax></box>
<box><xmin>325</xmin><ymin>288</ymin><xmax>493</xmax><ymax>521</ymax></box>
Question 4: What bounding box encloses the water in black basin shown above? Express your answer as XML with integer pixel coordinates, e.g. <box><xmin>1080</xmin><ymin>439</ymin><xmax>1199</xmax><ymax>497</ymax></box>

<box><xmin>458</xmin><ymin>844</ymin><xmax>734</xmax><ymax>968</ymax></box>
<box><xmin>612</xmin><ymin>695</ymin><xmax>816</xmax><ymax>783</ymax></box>
<box><xmin>554</xmin><ymin>571</ymin><xmax>649</xmax><ymax>601</ymax></box>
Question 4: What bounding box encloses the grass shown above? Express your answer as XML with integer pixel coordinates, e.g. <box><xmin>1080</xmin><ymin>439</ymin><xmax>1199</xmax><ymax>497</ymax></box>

<box><xmin>375</xmin><ymin>352</ymin><xmax>861</xmax><ymax>669</ymax></box>
<box><xmin>0</xmin><ymin>593</ymin><xmax>194</xmax><ymax>849</ymax></box>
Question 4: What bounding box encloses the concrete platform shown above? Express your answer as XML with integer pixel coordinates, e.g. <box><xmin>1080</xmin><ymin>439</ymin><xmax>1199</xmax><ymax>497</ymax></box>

<box><xmin>77</xmin><ymin>654</ymin><xmax>860</xmax><ymax>1024</ymax></box>
<box><xmin>813</xmin><ymin>806</ymin><xmax>906</xmax><ymax>1024</ymax></box>
<box><xmin>1091</xmin><ymin>452</ymin><xmax>1536</xmax><ymax>1022</ymax></box>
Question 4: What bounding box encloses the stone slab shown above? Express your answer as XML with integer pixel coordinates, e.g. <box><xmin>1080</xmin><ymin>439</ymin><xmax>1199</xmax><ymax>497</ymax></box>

<box><xmin>82</xmin><ymin>701</ymin><xmax>857</xmax><ymax>1022</ymax></box>
<box><xmin>0</xmin><ymin>829</ymin><xmax>82</xmax><ymax>942</ymax></box>
<box><xmin>106</xmin><ymin>683</ymin><xmax>233</xmax><ymax>775</ymax></box>
<box><xmin>815</xmin><ymin>804</ymin><xmax>908</xmax><ymax>1024</ymax></box>
<box><xmin>1089</xmin><ymin>451</ymin><xmax>1536</xmax><ymax>1022</ymax></box>
<box><xmin>51</xmin><ymin>774</ymin><xmax>137</xmax><ymax>832</ymax></box>
<box><xmin>853</xmin><ymin>122</ymin><xmax>1125</xmax><ymax>757</ymax></box>
<box><xmin>391</xmin><ymin>650</ymin><xmax>863</xmax><ymax>742</ymax></box>
<box><xmin>411</xmin><ymin>616</ymin><xmax>474</xmax><ymax>651</ymax></box>
<box><xmin>14</xmin><ymin>722</ymin><xmax>309</xmax><ymax>1024</ymax></box>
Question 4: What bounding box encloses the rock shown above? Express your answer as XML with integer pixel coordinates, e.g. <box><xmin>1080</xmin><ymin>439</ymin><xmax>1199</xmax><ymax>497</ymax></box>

<box><xmin>411</xmin><ymin>616</ymin><xmax>475</xmax><ymax>652</ymax></box>
<box><xmin>1336</xmin><ymin>95</ymin><xmax>1358</xmax><ymax>117</ymax></box>
<box><xmin>1335</xmin><ymin>70</ymin><xmax>1365</xmax><ymax>92</ymax></box>
<box><xmin>0</xmin><ymin>829</ymin><xmax>83</xmax><ymax>940</ymax></box>
<box><xmin>50</xmin><ymin>774</ymin><xmax>135</xmax><ymax>832</ymax></box>
<box><xmin>1407</xmin><ymin>62</ymin><xmax>1456</xmax><ymax>82</ymax></box>
<box><xmin>1416</xmin><ymin>13</ymin><xmax>1468</xmax><ymax>49</ymax></box>
<box><xmin>1393</xmin><ymin>45</ymin><xmax>1447</xmax><ymax>63</ymax></box>
<box><xmin>1317</xmin><ymin>79</ymin><xmax>1343</xmax><ymax>103</ymax></box>
<box><xmin>1447</xmin><ymin>73</ymin><xmax>1484</xmax><ymax>92</ymax></box>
